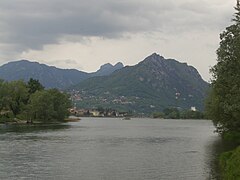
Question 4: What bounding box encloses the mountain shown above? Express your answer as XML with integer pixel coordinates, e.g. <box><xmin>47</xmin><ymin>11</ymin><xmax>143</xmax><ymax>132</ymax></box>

<box><xmin>70</xmin><ymin>53</ymin><xmax>209</xmax><ymax>114</ymax></box>
<box><xmin>0</xmin><ymin>55</ymin><xmax>209</xmax><ymax>114</ymax></box>
<box><xmin>0</xmin><ymin>60</ymin><xmax>124</xmax><ymax>89</ymax></box>
<box><xmin>0</xmin><ymin>60</ymin><xmax>89</xmax><ymax>89</ymax></box>
<box><xmin>92</xmin><ymin>62</ymin><xmax>124</xmax><ymax>76</ymax></box>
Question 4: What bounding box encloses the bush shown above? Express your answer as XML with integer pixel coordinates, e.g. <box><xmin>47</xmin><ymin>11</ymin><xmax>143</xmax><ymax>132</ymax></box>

<box><xmin>152</xmin><ymin>112</ymin><xmax>164</xmax><ymax>118</ymax></box>
<box><xmin>223</xmin><ymin>131</ymin><xmax>240</xmax><ymax>144</ymax></box>
<box><xmin>0</xmin><ymin>111</ymin><xmax>15</xmax><ymax>123</ymax></box>
<box><xmin>220</xmin><ymin>146</ymin><xmax>240</xmax><ymax>180</ymax></box>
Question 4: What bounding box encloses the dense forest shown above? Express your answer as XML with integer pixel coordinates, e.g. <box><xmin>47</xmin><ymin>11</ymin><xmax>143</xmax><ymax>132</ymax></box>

<box><xmin>0</xmin><ymin>78</ymin><xmax>71</xmax><ymax>123</ymax></box>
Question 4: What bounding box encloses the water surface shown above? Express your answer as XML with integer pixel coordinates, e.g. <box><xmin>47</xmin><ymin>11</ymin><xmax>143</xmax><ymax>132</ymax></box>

<box><xmin>0</xmin><ymin>118</ymin><xmax>220</xmax><ymax>180</ymax></box>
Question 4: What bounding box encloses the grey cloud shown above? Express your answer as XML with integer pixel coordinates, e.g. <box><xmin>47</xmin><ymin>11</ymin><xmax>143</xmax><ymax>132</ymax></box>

<box><xmin>0</xmin><ymin>0</ymin><xmax>234</xmax><ymax>55</ymax></box>
<box><xmin>179</xmin><ymin>1</ymin><xmax>234</xmax><ymax>30</ymax></box>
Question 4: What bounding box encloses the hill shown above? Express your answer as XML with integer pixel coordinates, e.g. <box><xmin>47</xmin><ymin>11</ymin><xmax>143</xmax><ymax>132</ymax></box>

<box><xmin>0</xmin><ymin>60</ymin><xmax>124</xmax><ymax>89</ymax></box>
<box><xmin>70</xmin><ymin>53</ymin><xmax>209</xmax><ymax>114</ymax></box>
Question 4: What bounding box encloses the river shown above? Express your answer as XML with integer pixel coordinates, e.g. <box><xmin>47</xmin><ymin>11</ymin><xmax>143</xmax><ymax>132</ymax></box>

<box><xmin>0</xmin><ymin>118</ymin><xmax>221</xmax><ymax>180</ymax></box>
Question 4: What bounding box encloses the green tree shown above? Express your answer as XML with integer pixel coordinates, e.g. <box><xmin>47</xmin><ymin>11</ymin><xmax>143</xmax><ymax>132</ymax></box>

<box><xmin>27</xmin><ymin>90</ymin><xmax>53</xmax><ymax>122</ymax></box>
<box><xmin>0</xmin><ymin>80</ymin><xmax>14</xmax><ymax>122</ymax></box>
<box><xmin>0</xmin><ymin>80</ymin><xmax>9</xmax><ymax>111</ymax></box>
<box><xmin>27</xmin><ymin>78</ymin><xmax>44</xmax><ymax>94</ymax></box>
<box><xmin>207</xmin><ymin>1</ymin><xmax>240</xmax><ymax>133</ymax></box>
<box><xmin>180</xmin><ymin>110</ymin><xmax>204</xmax><ymax>119</ymax></box>
<box><xmin>27</xmin><ymin>89</ymin><xmax>71</xmax><ymax>122</ymax></box>
<box><xmin>48</xmin><ymin>89</ymin><xmax>71</xmax><ymax>121</ymax></box>
<box><xmin>163</xmin><ymin>108</ymin><xmax>180</xmax><ymax>119</ymax></box>
<box><xmin>7</xmin><ymin>81</ymin><xmax>29</xmax><ymax>116</ymax></box>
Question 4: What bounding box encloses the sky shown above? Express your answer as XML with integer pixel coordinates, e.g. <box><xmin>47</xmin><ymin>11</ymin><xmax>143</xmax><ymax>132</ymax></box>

<box><xmin>0</xmin><ymin>0</ymin><xmax>237</xmax><ymax>81</ymax></box>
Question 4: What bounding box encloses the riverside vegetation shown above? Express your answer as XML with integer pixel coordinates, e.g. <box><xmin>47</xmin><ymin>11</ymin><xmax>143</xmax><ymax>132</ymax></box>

<box><xmin>206</xmin><ymin>1</ymin><xmax>240</xmax><ymax>179</ymax></box>
<box><xmin>0</xmin><ymin>78</ymin><xmax>71</xmax><ymax>124</ymax></box>
<box><xmin>152</xmin><ymin>108</ymin><xmax>205</xmax><ymax>119</ymax></box>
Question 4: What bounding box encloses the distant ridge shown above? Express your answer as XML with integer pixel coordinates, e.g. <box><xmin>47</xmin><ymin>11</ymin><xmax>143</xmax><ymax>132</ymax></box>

<box><xmin>93</xmin><ymin>62</ymin><xmax>124</xmax><ymax>76</ymax></box>
<box><xmin>70</xmin><ymin>53</ymin><xmax>209</xmax><ymax>113</ymax></box>
<box><xmin>0</xmin><ymin>60</ymin><xmax>124</xmax><ymax>89</ymax></box>
<box><xmin>0</xmin><ymin>54</ymin><xmax>209</xmax><ymax>113</ymax></box>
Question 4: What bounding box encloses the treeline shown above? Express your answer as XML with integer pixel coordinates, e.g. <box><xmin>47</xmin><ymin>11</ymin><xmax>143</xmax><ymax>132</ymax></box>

<box><xmin>152</xmin><ymin>108</ymin><xmax>205</xmax><ymax>119</ymax></box>
<box><xmin>0</xmin><ymin>78</ymin><xmax>71</xmax><ymax>123</ymax></box>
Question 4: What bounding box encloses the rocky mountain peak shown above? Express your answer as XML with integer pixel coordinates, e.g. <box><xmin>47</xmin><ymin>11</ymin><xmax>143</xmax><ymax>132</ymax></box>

<box><xmin>139</xmin><ymin>53</ymin><xmax>166</xmax><ymax>66</ymax></box>
<box><xmin>94</xmin><ymin>62</ymin><xmax>124</xmax><ymax>76</ymax></box>
<box><xmin>147</xmin><ymin>53</ymin><xmax>164</xmax><ymax>60</ymax></box>
<box><xmin>114</xmin><ymin>62</ymin><xmax>124</xmax><ymax>69</ymax></box>
<box><xmin>100</xmin><ymin>63</ymin><xmax>113</xmax><ymax>69</ymax></box>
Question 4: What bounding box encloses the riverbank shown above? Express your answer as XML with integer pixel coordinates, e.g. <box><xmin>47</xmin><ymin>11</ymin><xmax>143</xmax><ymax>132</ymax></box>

<box><xmin>0</xmin><ymin>119</ymin><xmax>28</xmax><ymax>125</ymax></box>
<box><xmin>217</xmin><ymin>132</ymin><xmax>240</xmax><ymax>179</ymax></box>
<box><xmin>0</xmin><ymin>116</ymin><xmax>80</xmax><ymax>125</ymax></box>
<box><xmin>219</xmin><ymin>146</ymin><xmax>240</xmax><ymax>179</ymax></box>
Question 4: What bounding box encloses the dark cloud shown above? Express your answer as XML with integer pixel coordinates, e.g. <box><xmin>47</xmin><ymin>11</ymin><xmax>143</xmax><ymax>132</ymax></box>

<box><xmin>0</xmin><ymin>0</ymin><xmax>234</xmax><ymax>55</ymax></box>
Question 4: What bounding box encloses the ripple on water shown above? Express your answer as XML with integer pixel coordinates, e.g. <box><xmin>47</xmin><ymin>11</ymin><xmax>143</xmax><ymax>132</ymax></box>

<box><xmin>0</xmin><ymin>119</ymin><xmax>220</xmax><ymax>180</ymax></box>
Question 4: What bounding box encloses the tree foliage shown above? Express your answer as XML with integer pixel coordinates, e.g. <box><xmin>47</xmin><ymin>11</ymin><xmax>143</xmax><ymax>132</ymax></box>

<box><xmin>207</xmin><ymin>1</ymin><xmax>240</xmax><ymax>133</ymax></box>
<box><xmin>0</xmin><ymin>79</ymin><xmax>71</xmax><ymax>123</ymax></box>
<box><xmin>27</xmin><ymin>78</ymin><xmax>44</xmax><ymax>94</ymax></box>
<box><xmin>28</xmin><ymin>89</ymin><xmax>71</xmax><ymax>122</ymax></box>
<box><xmin>0</xmin><ymin>80</ymin><xmax>29</xmax><ymax>117</ymax></box>
<box><xmin>153</xmin><ymin>108</ymin><xmax>204</xmax><ymax>119</ymax></box>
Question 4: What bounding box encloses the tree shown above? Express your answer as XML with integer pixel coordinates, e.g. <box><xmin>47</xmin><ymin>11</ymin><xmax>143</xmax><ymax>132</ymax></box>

<box><xmin>0</xmin><ymin>80</ymin><xmax>9</xmax><ymax>112</ymax></box>
<box><xmin>27</xmin><ymin>78</ymin><xmax>44</xmax><ymax>94</ymax></box>
<box><xmin>27</xmin><ymin>90</ymin><xmax>54</xmax><ymax>122</ymax></box>
<box><xmin>27</xmin><ymin>89</ymin><xmax>71</xmax><ymax>122</ymax></box>
<box><xmin>47</xmin><ymin>89</ymin><xmax>71</xmax><ymax>121</ymax></box>
<box><xmin>207</xmin><ymin>1</ymin><xmax>240</xmax><ymax>133</ymax></box>
<box><xmin>0</xmin><ymin>79</ymin><xmax>71</xmax><ymax>123</ymax></box>
<box><xmin>7</xmin><ymin>81</ymin><xmax>29</xmax><ymax>116</ymax></box>
<box><xmin>163</xmin><ymin>108</ymin><xmax>180</xmax><ymax>119</ymax></box>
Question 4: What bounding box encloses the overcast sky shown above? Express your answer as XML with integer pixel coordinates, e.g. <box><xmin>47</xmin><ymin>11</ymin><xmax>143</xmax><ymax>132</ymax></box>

<box><xmin>0</xmin><ymin>0</ymin><xmax>237</xmax><ymax>81</ymax></box>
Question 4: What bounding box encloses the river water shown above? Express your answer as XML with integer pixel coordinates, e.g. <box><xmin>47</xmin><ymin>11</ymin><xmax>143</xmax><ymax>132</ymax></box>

<box><xmin>0</xmin><ymin>118</ymin><xmax>221</xmax><ymax>180</ymax></box>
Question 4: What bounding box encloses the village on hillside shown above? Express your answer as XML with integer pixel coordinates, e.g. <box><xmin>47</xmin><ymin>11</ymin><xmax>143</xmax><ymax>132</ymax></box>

<box><xmin>69</xmin><ymin>107</ymin><xmax>129</xmax><ymax>117</ymax></box>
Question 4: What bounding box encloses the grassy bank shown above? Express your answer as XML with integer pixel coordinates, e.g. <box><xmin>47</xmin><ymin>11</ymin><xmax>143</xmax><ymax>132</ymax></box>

<box><xmin>219</xmin><ymin>145</ymin><xmax>240</xmax><ymax>180</ymax></box>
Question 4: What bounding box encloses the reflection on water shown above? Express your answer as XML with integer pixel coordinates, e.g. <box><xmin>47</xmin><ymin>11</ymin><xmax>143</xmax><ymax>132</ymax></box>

<box><xmin>0</xmin><ymin>123</ymin><xmax>70</xmax><ymax>134</ymax></box>
<box><xmin>0</xmin><ymin>118</ymin><xmax>221</xmax><ymax>180</ymax></box>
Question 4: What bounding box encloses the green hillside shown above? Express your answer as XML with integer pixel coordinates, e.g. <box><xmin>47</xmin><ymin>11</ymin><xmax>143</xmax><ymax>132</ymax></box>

<box><xmin>70</xmin><ymin>53</ymin><xmax>209</xmax><ymax>114</ymax></box>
